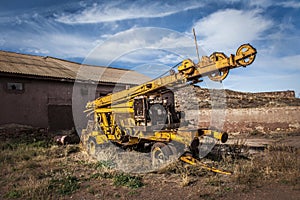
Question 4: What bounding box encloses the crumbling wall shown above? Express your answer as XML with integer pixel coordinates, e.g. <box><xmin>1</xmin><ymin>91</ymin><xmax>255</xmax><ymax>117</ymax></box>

<box><xmin>184</xmin><ymin>107</ymin><xmax>300</xmax><ymax>134</ymax></box>
<box><xmin>175</xmin><ymin>86</ymin><xmax>300</xmax><ymax>134</ymax></box>
<box><xmin>175</xmin><ymin>86</ymin><xmax>300</xmax><ymax>109</ymax></box>
<box><xmin>224</xmin><ymin>106</ymin><xmax>300</xmax><ymax>134</ymax></box>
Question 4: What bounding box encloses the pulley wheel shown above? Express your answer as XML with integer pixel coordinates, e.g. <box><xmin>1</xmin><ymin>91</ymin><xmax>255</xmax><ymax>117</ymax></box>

<box><xmin>236</xmin><ymin>44</ymin><xmax>256</xmax><ymax>66</ymax></box>
<box><xmin>208</xmin><ymin>52</ymin><xmax>229</xmax><ymax>82</ymax></box>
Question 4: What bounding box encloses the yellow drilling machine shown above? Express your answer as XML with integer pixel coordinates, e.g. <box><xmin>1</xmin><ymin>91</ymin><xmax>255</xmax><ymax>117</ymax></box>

<box><xmin>80</xmin><ymin>43</ymin><xmax>257</xmax><ymax>174</ymax></box>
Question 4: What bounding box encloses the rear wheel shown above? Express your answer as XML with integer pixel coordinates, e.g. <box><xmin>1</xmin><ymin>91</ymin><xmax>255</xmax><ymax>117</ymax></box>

<box><xmin>151</xmin><ymin>142</ymin><xmax>173</xmax><ymax>169</ymax></box>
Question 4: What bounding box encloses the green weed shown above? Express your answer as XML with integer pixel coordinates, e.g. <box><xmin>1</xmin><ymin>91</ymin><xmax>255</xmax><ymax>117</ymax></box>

<box><xmin>5</xmin><ymin>189</ymin><xmax>22</xmax><ymax>198</ymax></box>
<box><xmin>113</xmin><ymin>173</ymin><xmax>144</xmax><ymax>189</ymax></box>
<box><xmin>48</xmin><ymin>175</ymin><xmax>80</xmax><ymax>195</ymax></box>
<box><xmin>94</xmin><ymin>160</ymin><xmax>116</xmax><ymax>170</ymax></box>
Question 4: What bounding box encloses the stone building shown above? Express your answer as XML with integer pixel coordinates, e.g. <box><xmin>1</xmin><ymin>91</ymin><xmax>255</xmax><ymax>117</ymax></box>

<box><xmin>0</xmin><ymin>50</ymin><xmax>149</xmax><ymax>131</ymax></box>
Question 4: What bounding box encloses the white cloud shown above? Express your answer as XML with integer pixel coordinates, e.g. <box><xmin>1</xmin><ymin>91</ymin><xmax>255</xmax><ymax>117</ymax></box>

<box><xmin>193</xmin><ymin>9</ymin><xmax>273</xmax><ymax>53</ymax></box>
<box><xmin>223</xmin><ymin>72</ymin><xmax>300</xmax><ymax>94</ymax></box>
<box><xmin>279</xmin><ymin>55</ymin><xmax>300</xmax><ymax>70</ymax></box>
<box><xmin>156</xmin><ymin>53</ymin><xmax>184</xmax><ymax>65</ymax></box>
<box><xmin>106</xmin><ymin>49</ymin><xmax>185</xmax><ymax>70</ymax></box>
<box><xmin>220</xmin><ymin>53</ymin><xmax>300</xmax><ymax>94</ymax></box>
<box><xmin>20</xmin><ymin>47</ymin><xmax>49</xmax><ymax>55</ymax></box>
<box><xmin>0</xmin><ymin>10</ymin><xmax>101</xmax><ymax>59</ymax></box>
<box><xmin>252</xmin><ymin>53</ymin><xmax>300</xmax><ymax>72</ymax></box>
<box><xmin>277</xmin><ymin>1</ymin><xmax>300</xmax><ymax>9</ymax></box>
<box><xmin>43</xmin><ymin>34</ymin><xmax>103</xmax><ymax>59</ymax></box>
<box><xmin>0</xmin><ymin>38</ymin><xmax>5</xmax><ymax>46</ymax></box>
<box><xmin>55</xmin><ymin>1</ymin><xmax>204</xmax><ymax>24</ymax></box>
<box><xmin>248</xmin><ymin>0</ymin><xmax>273</xmax><ymax>8</ymax></box>
<box><xmin>84</xmin><ymin>27</ymin><xmax>201</xmax><ymax>67</ymax></box>
<box><xmin>133</xmin><ymin>63</ymin><xmax>174</xmax><ymax>79</ymax></box>
<box><xmin>3</xmin><ymin>29</ymin><xmax>99</xmax><ymax>59</ymax></box>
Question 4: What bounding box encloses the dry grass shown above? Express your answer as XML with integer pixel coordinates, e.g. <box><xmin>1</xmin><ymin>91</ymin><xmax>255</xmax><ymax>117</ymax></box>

<box><xmin>0</xmin><ymin>131</ymin><xmax>299</xmax><ymax>199</ymax></box>
<box><xmin>157</xmin><ymin>141</ymin><xmax>299</xmax><ymax>198</ymax></box>
<box><xmin>0</xmin><ymin>139</ymin><xmax>82</xmax><ymax>199</ymax></box>
<box><xmin>0</xmin><ymin>134</ymin><xmax>146</xmax><ymax>199</ymax></box>
<box><xmin>232</xmin><ymin>144</ymin><xmax>299</xmax><ymax>187</ymax></box>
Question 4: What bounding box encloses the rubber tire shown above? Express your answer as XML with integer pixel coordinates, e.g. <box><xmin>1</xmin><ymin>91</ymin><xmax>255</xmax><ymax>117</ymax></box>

<box><xmin>87</xmin><ymin>137</ymin><xmax>97</xmax><ymax>158</ymax></box>
<box><xmin>151</xmin><ymin>142</ymin><xmax>172</xmax><ymax>169</ymax></box>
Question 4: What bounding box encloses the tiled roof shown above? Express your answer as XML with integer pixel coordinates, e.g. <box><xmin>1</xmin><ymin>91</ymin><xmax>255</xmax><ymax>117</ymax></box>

<box><xmin>0</xmin><ymin>50</ymin><xmax>150</xmax><ymax>85</ymax></box>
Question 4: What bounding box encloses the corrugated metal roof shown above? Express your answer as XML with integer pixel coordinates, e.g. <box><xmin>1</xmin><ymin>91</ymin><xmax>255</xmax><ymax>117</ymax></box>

<box><xmin>0</xmin><ymin>51</ymin><xmax>150</xmax><ymax>85</ymax></box>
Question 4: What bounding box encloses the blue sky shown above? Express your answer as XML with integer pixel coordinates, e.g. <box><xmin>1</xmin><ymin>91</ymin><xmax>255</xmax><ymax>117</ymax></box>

<box><xmin>1</xmin><ymin>0</ymin><xmax>300</xmax><ymax>95</ymax></box>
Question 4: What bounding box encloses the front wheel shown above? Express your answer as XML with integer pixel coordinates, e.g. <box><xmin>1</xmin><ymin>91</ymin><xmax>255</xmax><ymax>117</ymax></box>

<box><xmin>87</xmin><ymin>137</ymin><xmax>98</xmax><ymax>158</ymax></box>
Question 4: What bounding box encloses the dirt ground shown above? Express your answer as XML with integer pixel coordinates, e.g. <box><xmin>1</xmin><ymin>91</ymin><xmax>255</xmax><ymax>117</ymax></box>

<box><xmin>0</xmin><ymin>125</ymin><xmax>299</xmax><ymax>200</ymax></box>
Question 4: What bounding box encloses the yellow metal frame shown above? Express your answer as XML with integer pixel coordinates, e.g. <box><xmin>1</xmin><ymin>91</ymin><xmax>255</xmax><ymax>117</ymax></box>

<box><xmin>180</xmin><ymin>155</ymin><xmax>232</xmax><ymax>175</ymax></box>
<box><xmin>81</xmin><ymin>43</ymin><xmax>257</xmax><ymax>174</ymax></box>
<box><xmin>86</xmin><ymin>44</ymin><xmax>256</xmax><ymax>110</ymax></box>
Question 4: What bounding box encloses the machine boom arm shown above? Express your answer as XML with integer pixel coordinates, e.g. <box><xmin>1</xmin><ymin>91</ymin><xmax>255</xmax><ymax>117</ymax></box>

<box><xmin>86</xmin><ymin>44</ymin><xmax>256</xmax><ymax>110</ymax></box>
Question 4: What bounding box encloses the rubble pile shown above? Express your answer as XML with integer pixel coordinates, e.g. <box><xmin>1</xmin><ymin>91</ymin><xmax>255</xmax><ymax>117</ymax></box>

<box><xmin>0</xmin><ymin>124</ymin><xmax>48</xmax><ymax>143</ymax></box>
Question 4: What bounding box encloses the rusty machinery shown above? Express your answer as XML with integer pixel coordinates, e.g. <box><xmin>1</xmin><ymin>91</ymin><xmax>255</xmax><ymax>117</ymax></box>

<box><xmin>80</xmin><ymin>43</ymin><xmax>257</xmax><ymax>174</ymax></box>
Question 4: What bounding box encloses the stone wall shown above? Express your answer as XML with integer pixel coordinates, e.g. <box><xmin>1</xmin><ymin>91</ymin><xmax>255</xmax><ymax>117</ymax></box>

<box><xmin>175</xmin><ymin>86</ymin><xmax>300</xmax><ymax>134</ymax></box>
<box><xmin>184</xmin><ymin>107</ymin><xmax>300</xmax><ymax>134</ymax></box>
<box><xmin>175</xmin><ymin>86</ymin><xmax>300</xmax><ymax>110</ymax></box>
